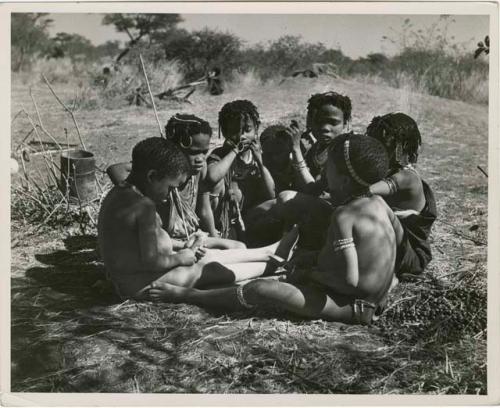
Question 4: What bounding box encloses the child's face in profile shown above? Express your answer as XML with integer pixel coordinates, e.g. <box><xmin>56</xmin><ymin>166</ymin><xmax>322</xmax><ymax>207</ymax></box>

<box><xmin>262</xmin><ymin>137</ymin><xmax>292</xmax><ymax>172</ymax></box>
<box><xmin>147</xmin><ymin>172</ymin><xmax>188</xmax><ymax>204</ymax></box>
<box><xmin>326</xmin><ymin>159</ymin><xmax>350</xmax><ymax>205</ymax></box>
<box><xmin>311</xmin><ymin>104</ymin><xmax>347</xmax><ymax>144</ymax></box>
<box><xmin>181</xmin><ymin>132</ymin><xmax>211</xmax><ymax>175</ymax></box>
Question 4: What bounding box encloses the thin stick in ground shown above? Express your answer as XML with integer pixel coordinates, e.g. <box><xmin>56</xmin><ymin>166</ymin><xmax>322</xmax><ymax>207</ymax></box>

<box><xmin>30</xmin><ymin>87</ymin><xmax>62</xmax><ymax>150</ymax></box>
<box><xmin>41</xmin><ymin>74</ymin><xmax>87</xmax><ymax>150</ymax></box>
<box><xmin>139</xmin><ymin>54</ymin><xmax>164</xmax><ymax>138</ymax></box>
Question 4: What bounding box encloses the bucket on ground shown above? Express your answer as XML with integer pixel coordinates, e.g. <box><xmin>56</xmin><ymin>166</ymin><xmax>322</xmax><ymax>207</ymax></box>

<box><xmin>60</xmin><ymin>150</ymin><xmax>96</xmax><ymax>203</ymax></box>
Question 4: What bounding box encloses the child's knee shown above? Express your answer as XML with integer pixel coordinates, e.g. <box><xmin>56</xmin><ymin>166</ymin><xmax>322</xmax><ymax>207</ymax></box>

<box><xmin>227</xmin><ymin>240</ymin><xmax>246</xmax><ymax>249</ymax></box>
<box><xmin>244</xmin><ymin>279</ymin><xmax>281</xmax><ymax>305</ymax></box>
<box><xmin>278</xmin><ymin>190</ymin><xmax>297</xmax><ymax>204</ymax></box>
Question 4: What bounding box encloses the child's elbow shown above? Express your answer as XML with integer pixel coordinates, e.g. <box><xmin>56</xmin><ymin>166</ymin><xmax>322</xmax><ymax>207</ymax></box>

<box><xmin>205</xmin><ymin>168</ymin><xmax>219</xmax><ymax>186</ymax></box>
<box><xmin>345</xmin><ymin>273</ymin><xmax>359</xmax><ymax>288</ymax></box>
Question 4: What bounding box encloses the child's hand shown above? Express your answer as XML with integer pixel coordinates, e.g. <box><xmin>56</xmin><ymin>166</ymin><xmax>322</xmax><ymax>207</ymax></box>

<box><xmin>195</xmin><ymin>246</ymin><xmax>207</xmax><ymax>261</ymax></box>
<box><xmin>250</xmin><ymin>141</ymin><xmax>263</xmax><ymax>165</ymax></box>
<box><xmin>285</xmin><ymin>120</ymin><xmax>302</xmax><ymax>150</ymax></box>
<box><xmin>177</xmin><ymin>248</ymin><xmax>197</xmax><ymax>266</ymax></box>
<box><xmin>237</xmin><ymin>136</ymin><xmax>253</xmax><ymax>153</ymax></box>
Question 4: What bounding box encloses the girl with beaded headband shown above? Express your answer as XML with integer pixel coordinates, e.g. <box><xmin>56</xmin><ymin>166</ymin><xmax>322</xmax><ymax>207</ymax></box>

<box><xmin>205</xmin><ymin>100</ymin><xmax>276</xmax><ymax>241</ymax></box>
<box><xmin>366</xmin><ymin>112</ymin><xmax>437</xmax><ymax>280</ymax></box>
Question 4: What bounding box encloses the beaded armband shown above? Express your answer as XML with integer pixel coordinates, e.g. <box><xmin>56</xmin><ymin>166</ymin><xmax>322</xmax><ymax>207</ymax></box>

<box><xmin>292</xmin><ymin>159</ymin><xmax>309</xmax><ymax>171</ymax></box>
<box><xmin>384</xmin><ymin>177</ymin><xmax>398</xmax><ymax>195</ymax></box>
<box><xmin>333</xmin><ymin>237</ymin><xmax>355</xmax><ymax>252</ymax></box>
<box><xmin>236</xmin><ymin>283</ymin><xmax>255</xmax><ymax>309</ymax></box>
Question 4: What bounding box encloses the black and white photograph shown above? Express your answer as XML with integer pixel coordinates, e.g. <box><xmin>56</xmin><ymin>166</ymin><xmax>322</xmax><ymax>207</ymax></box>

<box><xmin>3</xmin><ymin>1</ymin><xmax>499</xmax><ymax>401</ymax></box>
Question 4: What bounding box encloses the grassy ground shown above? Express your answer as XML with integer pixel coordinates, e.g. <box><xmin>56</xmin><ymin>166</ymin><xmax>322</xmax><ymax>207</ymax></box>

<box><xmin>10</xmin><ymin>74</ymin><xmax>488</xmax><ymax>393</ymax></box>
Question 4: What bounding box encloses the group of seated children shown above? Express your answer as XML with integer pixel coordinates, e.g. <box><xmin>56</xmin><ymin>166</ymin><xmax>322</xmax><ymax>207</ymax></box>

<box><xmin>98</xmin><ymin>91</ymin><xmax>437</xmax><ymax>325</ymax></box>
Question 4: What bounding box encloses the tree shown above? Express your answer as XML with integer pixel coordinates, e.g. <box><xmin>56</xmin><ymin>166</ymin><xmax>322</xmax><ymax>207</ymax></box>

<box><xmin>95</xmin><ymin>40</ymin><xmax>122</xmax><ymax>59</ymax></box>
<box><xmin>102</xmin><ymin>13</ymin><xmax>182</xmax><ymax>63</ymax></box>
<box><xmin>160</xmin><ymin>28</ymin><xmax>242</xmax><ymax>79</ymax></box>
<box><xmin>11</xmin><ymin>13</ymin><xmax>52</xmax><ymax>71</ymax></box>
<box><xmin>47</xmin><ymin>32</ymin><xmax>96</xmax><ymax>61</ymax></box>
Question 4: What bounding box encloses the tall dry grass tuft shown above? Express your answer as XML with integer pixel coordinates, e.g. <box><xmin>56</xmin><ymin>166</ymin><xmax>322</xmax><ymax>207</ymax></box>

<box><xmin>14</xmin><ymin>57</ymin><xmax>93</xmax><ymax>86</ymax></box>
<box><xmin>226</xmin><ymin>68</ymin><xmax>266</xmax><ymax>92</ymax></box>
<box><xmin>90</xmin><ymin>58</ymin><xmax>185</xmax><ymax>109</ymax></box>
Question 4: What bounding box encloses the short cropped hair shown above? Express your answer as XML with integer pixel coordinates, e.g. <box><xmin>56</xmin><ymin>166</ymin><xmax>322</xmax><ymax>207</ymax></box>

<box><xmin>260</xmin><ymin>124</ymin><xmax>291</xmax><ymax>149</ymax></box>
<box><xmin>131</xmin><ymin>137</ymin><xmax>190</xmax><ymax>179</ymax></box>
<box><xmin>165</xmin><ymin>113</ymin><xmax>212</xmax><ymax>146</ymax></box>
<box><xmin>366</xmin><ymin>112</ymin><xmax>421</xmax><ymax>167</ymax></box>
<box><xmin>329</xmin><ymin>133</ymin><xmax>389</xmax><ymax>188</ymax></box>
<box><xmin>218</xmin><ymin>100</ymin><xmax>260</xmax><ymax>141</ymax></box>
<box><xmin>306</xmin><ymin>92</ymin><xmax>352</xmax><ymax>129</ymax></box>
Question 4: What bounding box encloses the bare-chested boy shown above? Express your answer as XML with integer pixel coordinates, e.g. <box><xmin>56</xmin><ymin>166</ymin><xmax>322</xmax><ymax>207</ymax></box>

<box><xmin>148</xmin><ymin>134</ymin><xmax>403</xmax><ymax>325</ymax></box>
<box><xmin>98</xmin><ymin>137</ymin><xmax>299</xmax><ymax>300</ymax></box>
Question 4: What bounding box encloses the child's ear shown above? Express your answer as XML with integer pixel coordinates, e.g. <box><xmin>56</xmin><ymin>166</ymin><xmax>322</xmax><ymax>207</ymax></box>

<box><xmin>146</xmin><ymin>169</ymin><xmax>157</xmax><ymax>184</ymax></box>
<box><xmin>344</xmin><ymin>120</ymin><xmax>352</xmax><ymax>132</ymax></box>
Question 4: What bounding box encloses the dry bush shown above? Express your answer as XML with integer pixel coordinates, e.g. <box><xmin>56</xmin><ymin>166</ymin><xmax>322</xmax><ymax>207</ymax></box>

<box><xmin>89</xmin><ymin>58</ymin><xmax>185</xmax><ymax>109</ymax></box>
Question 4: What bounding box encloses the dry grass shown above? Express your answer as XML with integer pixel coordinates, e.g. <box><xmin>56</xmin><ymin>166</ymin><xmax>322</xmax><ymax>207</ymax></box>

<box><xmin>10</xmin><ymin>72</ymin><xmax>488</xmax><ymax>393</ymax></box>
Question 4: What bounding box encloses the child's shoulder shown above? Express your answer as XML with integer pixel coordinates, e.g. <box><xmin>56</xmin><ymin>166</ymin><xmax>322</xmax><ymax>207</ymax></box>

<box><xmin>108</xmin><ymin>183</ymin><xmax>155</xmax><ymax>212</ymax></box>
<box><xmin>208</xmin><ymin>144</ymin><xmax>231</xmax><ymax>161</ymax></box>
<box><xmin>391</xmin><ymin>165</ymin><xmax>422</xmax><ymax>190</ymax></box>
<box><xmin>333</xmin><ymin>195</ymin><xmax>387</xmax><ymax>220</ymax></box>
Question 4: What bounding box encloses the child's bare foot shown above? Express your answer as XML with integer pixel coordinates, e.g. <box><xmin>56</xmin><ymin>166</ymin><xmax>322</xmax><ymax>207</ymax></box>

<box><xmin>148</xmin><ymin>282</ymin><xmax>190</xmax><ymax>303</ymax></box>
<box><xmin>265</xmin><ymin>225</ymin><xmax>300</xmax><ymax>276</ymax></box>
<box><xmin>273</xmin><ymin>224</ymin><xmax>300</xmax><ymax>263</ymax></box>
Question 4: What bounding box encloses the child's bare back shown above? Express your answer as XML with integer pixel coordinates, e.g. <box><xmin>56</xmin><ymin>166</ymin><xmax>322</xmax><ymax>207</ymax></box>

<box><xmin>315</xmin><ymin>195</ymin><xmax>402</xmax><ymax>305</ymax></box>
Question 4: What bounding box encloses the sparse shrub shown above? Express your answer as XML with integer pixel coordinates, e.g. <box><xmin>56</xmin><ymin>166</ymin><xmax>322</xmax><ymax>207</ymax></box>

<box><xmin>88</xmin><ymin>58</ymin><xmax>185</xmax><ymax>108</ymax></box>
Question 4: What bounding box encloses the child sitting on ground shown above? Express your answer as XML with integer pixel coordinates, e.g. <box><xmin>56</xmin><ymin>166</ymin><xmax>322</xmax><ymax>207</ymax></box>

<box><xmin>147</xmin><ymin>133</ymin><xmax>403</xmax><ymax>325</ymax></box>
<box><xmin>98</xmin><ymin>137</ymin><xmax>300</xmax><ymax>300</ymax></box>
<box><xmin>204</xmin><ymin>100</ymin><xmax>276</xmax><ymax>241</ymax></box>
<box><xmin>290</xmin><ymin>91</ymin><xmax>353</xmax><ymax>193</ymax></box>
<box><xmin>260</xmin><ymin>124</ymin><xmax>295</xmax><ymax>193</ymax></box>
<box><xmin>106</xmin><ymin>114</ymin><xmax>245</xmax><ymax>250</ymax></box>
<box><xmin>366</xmin><ymin>112</ymin><xmax>437</xmax><ymax>279</ymax></box>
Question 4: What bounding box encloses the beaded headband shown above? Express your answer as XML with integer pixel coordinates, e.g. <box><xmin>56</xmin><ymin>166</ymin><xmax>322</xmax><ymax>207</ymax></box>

<box><xmin>169</xmin><ymin>115</ymin><xmax>206</xmax><ymax>148</ymax></box>
<box><xmin>344</xmin><ymin>140</ymin><xmax>370</xmax><ymax>187</ymax></box>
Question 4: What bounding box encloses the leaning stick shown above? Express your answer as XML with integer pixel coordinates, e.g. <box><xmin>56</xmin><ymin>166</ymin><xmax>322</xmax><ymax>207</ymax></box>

<box><xmin>139</xmin><ymin>54</ymin><xmax>164</xmax><ymax>138</ymax></box>
<box><xmin>30</xmin><ymin>88</ymin><xmax>62</xmax><ymax>150</ymax></box>
<box><xmin>21</xmin><ymin>106</ymin><xmax>59</xmax><ymax>185</ymax></box>
<box><xmin>11</xmin><ymin>109</ymin><xmax>23</xmax><ymax>125</ymax></box>
<box><xmin>41</xmin><ymin>74</ymin><xmax>87</xmax><ymax>150</ymax></box>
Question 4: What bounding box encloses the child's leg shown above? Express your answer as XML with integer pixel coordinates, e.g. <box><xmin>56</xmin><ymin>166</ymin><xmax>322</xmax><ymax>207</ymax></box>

<box><xmin>201</xmin><ymin>225</ymin><xmax>299</xmax><ymax>264</ymax></box>
<box><xmin>244</xmin><ymin>199</ymin><xmax>284</xmax><ymax>247</ymax></box>
<box><xmin>148</xmin><ymin>279</ymin><xmax>359</xmax><ymax>324</ymax></box>
<box><xmin>278</xmin><ymin>191</ymin><xmax>333</xmax><ymax>249</ymax></box>
<box><xmin>204</xmin><ymin>236</ymin><xmax>246</xmax><ymax>250</ymax></box>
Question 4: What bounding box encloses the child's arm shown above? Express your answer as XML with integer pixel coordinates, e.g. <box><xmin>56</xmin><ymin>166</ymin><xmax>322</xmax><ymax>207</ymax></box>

<box><xmin>251</xmin><ymin>142</ymin><xmax>276</xmax><ymax>199</ymax></box>
<box><xmin>106</xmin><ymin>162</ymin><xmax>132</xmax><ymax>185</ymax></box>
<box><xmin>317</xmin><ymin>209</ymin><xmax>359</xmax><ymax>288</ymax></box>
<box><xmin>331</xmin><ymin>209</ymin><xmax>359</xmax><ymax>287</ymax></box>
<box><xmin>285</xmin><ymin>124</ymin><xmax>316</xmax><ymax>190</ymax></box>
<box><xmin>137</xmin><ymin>200</ymin><xmax>196</xmax><ymax>271</ymax></box>
<box><xmin>369</xmin><ymin>169</ymin><xmax>416</xmax><ymax>197</ymax></box>
<box><xmin>205</xmin><ymin>148</ymin><xmax>239</xmax><ymax>186</ymax></box>
<box><xmin>196</xmin><ymin>191</ymin><xmax>219</xmax><ymax>237</ymax></box>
